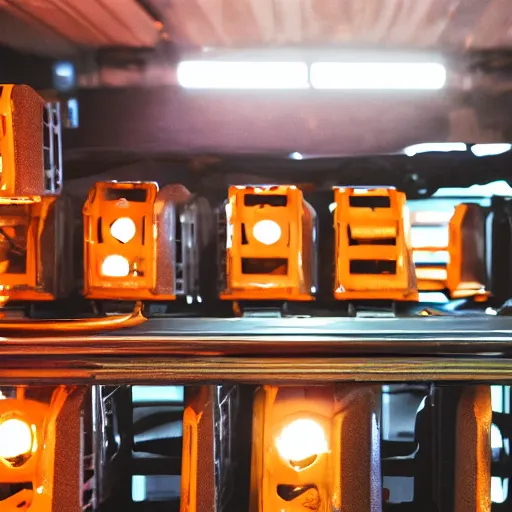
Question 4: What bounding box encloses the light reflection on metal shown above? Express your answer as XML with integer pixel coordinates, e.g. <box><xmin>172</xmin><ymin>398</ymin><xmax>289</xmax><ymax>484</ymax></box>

<box><xmin>3</xmin><ymin>315</ymin><xmax>512</xmax><ymax>355</ymax></box>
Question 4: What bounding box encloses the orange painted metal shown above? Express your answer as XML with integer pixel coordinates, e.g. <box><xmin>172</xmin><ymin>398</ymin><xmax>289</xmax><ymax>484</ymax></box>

<box><xmin>0</xmin><ymin>85</ymin><xmax>46</xmax><ymax>201</ymax></box>
<box><xmin>0</xmin><ymin>85</ymin><xmax>68</xmax><ymax>305</ymax></box>
<box><xmin>333</xmin><ymin>186</ymin><xmax>418</xmax><ymax>301</ymax></box>
<box><xmin>220</xmin><ymin>185</ymin><xmax>316</xmax><ymax>301</ymax></box>
<box><xmin>0</xmin><ymin>195</ymin><xmax>73</xmax><ymax>304</ymax></box>
<box><xmin>447</xmin><ymin>204</ymin><xmax>488</xmax><ymax>300</ymax></box>
<box><xmin>0</xmin><ymin>386</ymin><xmax>84</xmax><ymax>512</ymax></box>
<box><xmin>180</xmin><ymin>385</ymin><xmax>239</xmax><ymax>512</ymax></box>
<box><xmin>83</xmin><ymin>181</ymin><xmax>184</xmax><ymax>301</ymax></box>
<box><xmin>454</xmin><ymin>385</ymin><xmax>492</xmax><ymax>512</ymax></box>
<box><xmin>413</xmin><ymin>203</ymin><xmax>488</xmax><ymax>299</ymax></box>
<box><xmin>180</xmin><ymin>387</ymin><xmax>215</xmax><ymax>512</ymax></box>
<box><xmin>250</xmin><ymin>384</ymin><xmax>381</xmax><ymax>512</ymax></box>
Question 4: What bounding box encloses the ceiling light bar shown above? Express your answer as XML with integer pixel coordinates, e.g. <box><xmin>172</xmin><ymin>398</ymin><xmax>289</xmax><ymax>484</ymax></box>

<box><xmin>177</xmin><ymin>61</ymin><xmax>309</xmax><ymax>89</ymax></box>
<box><xmin>403</xmin><ymin>143</ymin><xmax>467</xmax><ymax>157</ymax></box>
<box><xmin>310</xmin><ymin>62</ymin><xmax>446</xmax><ymax>90</ymax></box>
<box><xmin>471</xmin><ymin>143</ymin><xmax>512</xmax><ymax>157</ymax></box>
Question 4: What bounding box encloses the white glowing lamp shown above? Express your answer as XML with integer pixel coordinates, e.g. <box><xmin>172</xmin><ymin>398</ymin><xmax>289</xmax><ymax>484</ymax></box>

<box><xmin>275</xmin><ymin>418</ymin><xmax>328</xmax><ymax>466</ymax></box>
<box><xmin>253</xmin><ymin>220</ymin><xmax>281</xmax><ymax>245</ymax></box>
<box><xmin>0</xmin><ymin>419</ymin><xmax>33</xmax><ymax>458</ymax></box>
<box><xmin>101</xmin><ymin>255</ymin><xmax>130</xmax><ymax>277</ymax></box>
<box><xmin>110</xmin><ymin>217</ymin><xmax>136</xmax><ymax>244</ymax></box>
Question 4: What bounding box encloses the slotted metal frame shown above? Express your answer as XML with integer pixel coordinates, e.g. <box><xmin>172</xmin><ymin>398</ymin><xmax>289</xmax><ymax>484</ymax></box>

<box><xmin>42</xmin><ymin>102</ymin><xmax>63</xmax><ymax>196</ymax></box>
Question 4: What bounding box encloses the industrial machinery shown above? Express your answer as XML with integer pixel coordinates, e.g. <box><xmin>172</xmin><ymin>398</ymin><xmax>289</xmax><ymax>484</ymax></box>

<box><xmin>218</xmin><ymin>185</ymin><xmax>318</xmax><ymax>305</ymax></box>
<box><xmin>0</xmin><ymin>379</ymin><xmax>500</xmax><ymax>512</ymax></box>
<box><xmin>486</xmin><ymin>196</ymin><xmax>512</xmax><ymax>306</ymax></box>
<box><xmin>249</xmin><ymin>385</ymin><xmax>380</xmax><ymax>512</ymax></box>
<box><xmin>0</xmin><ymin>85</ymin><xmax>147</xmax><ymax>331</ymax></box>
<box><xmin>332</xmin><ymin>186</ymin><xmax>418</xmax><ymax>303</ymax></box>
<box><xmin>83</xmin><ymin>181</ymin><xmax>212</xmax><ymax>304</ymax></box>
<box><xmin>0</xmin><ymin>386</ymin><xmax>84</xmax><ymax>511</ymax></box>
<box><xmin>0</xmin><ymin>84</ymin><xmax>63</xmax><ymax>201</ymax></box>
<box><xmin>412</xmin><ymin>203</ymin><xmax>488</xmax><ymax>300</ymax></box>
<box><xmin>0</xmin><ymin>84</ymin><xmax>73</xmax><ymax>306</ymax></box>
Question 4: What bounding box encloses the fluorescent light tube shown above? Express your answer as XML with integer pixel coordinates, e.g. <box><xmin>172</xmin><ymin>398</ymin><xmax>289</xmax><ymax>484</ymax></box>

<box><xmin>471</xmin><ymin>143</ymin><xmax>511</xmax><ymax>157</ymax></box>
<box><xmin>403</xmin><ymin>143</ymin><xmax>467</xmax><ymax>157</ymax></box>
<box><xmin>311</xmin><ymin>62</ymin><xmax>446</xmax><ymax>90</ymax></box>
<box><xmin>177</xmin><ymin>61</ymin><xmax>309</xmax><ymax>89</ymax></box>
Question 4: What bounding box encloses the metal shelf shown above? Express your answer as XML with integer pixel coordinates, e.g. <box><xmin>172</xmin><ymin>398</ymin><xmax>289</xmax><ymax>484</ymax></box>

<box><xmin>117</xmin><ymin>315</ymin><xmax>512</xmax><ymax>338</ymax></box>
<box><xmin>2</xmin><ymin>316</ymin><xmax>512</xmax><ymax>384</ymax></box>
<box><xmin>0</xmin><ymin>355</ymin><xmax>511</xmax><ymax>384</ymax></box>
<box><xmin>2</xmin><ymin>316</ymin><xmax>512</xmax><ymax>356</ymax></box>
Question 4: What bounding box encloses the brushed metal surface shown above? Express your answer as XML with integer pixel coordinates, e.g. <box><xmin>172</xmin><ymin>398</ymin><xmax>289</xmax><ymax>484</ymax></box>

<box><xmin>1</xmin><ymin>316</ymin><xmax>512</xmax><ymax>357</ymax></box>
<box><xmin>0</xmin><ymin>356</ymin><xmax>511</xmax><ymax>384</ymax></box>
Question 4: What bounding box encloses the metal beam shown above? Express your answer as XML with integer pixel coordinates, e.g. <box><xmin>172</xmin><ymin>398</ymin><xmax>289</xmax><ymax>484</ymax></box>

<box><xmin>0</xmin><ymin>356</ymin><xmax>511</xmax><ymax>384</ymax></box>
<box><xmin>2</xmin><ymin>316</ymin><xmax>512</xmax><ymax>357</ymax></box>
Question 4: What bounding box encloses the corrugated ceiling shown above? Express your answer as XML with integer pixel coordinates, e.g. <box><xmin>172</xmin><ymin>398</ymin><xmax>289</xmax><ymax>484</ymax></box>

<box><xmin>153</xmin><ymin>0</ymin><xmax>512</xmax><ymax>50</ymax></box>
<box><xmin>0</xmin><ymin>0</ymin><xmax>160</xmax><ymax>55</ymax></box>
<box><xmin>1</xmin><ymin>0</ymin><xmax>511</xmax><ymax>57</ymax></box>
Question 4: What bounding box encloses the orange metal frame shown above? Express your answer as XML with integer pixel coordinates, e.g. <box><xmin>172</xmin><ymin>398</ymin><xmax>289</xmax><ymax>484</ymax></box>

<box><xmin>83</xmin><ymin>181</ymin><xmax>175</xmax><ymax>301</ymax></box>
<box><xmin>249</xmin><ymin>384</ymin><xmax>381</xmax><ymax>512</ymax></box>
<box><xmin>333</xmin><ymin>186</ymin><xmax>418</xmax><ymax>301</ymax></box>
<box><xmin>447</xmin><ymin>203</ymin><xmax>488</xmax><ymax>300</ymax></box>
<box><xmin>0</xmin><ymin>197</ymin><xmax>62</xmax><ymax>303</ymax></box>
<box><xmin>0</xmin><ymin>84</ymin><xmax>45</xmax><ymax>201</ymax></box>
<box><xmin>220</xmin><ymin>185</ymin><xmax>315</xmax><ymax>301</ymax></box>
<box><xmin>414</xmin><ymin>203</ymin><xmax>489</xmax><ymax>299</ymax></box>
<box><xmin>0</xmin><ymin>386</ymin><xmax>85</xmax><ymax>512</ymax></box>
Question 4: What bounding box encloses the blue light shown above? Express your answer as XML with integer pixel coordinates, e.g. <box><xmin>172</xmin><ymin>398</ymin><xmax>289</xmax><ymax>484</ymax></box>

<box><xmin>53</xmin><ymin>61</ymin><xmax>76</xmax><ymax>91</ymax></box>
<box><xmin>290</xmin><ymin>152</ymin><xmax>303</xmax><ymax>160</ymax></box>
<box><xmin>67</xmin><ymin>98</ymin><xmax>79</xmax><ymax>128</ymax></box>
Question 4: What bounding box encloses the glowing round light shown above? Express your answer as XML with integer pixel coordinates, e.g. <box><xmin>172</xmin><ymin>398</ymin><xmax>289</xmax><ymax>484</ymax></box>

<box><xmin>253</xmin><ymin>220</ymin><xmax>281</xmax><ymax>245</ymax></box>
<box><xmin>110</xmin><ymin>217</ymin><xmax>136</xmax><ymax>244</ymax></box>
<box><xmin>101</xmin><ymin>255</ymin><xmax>130</xmax><ymax>277</ymax></box>
<box><xmin>275</xmin><ymin>418</ymin><xmax>328</xmax><ymax>465</ymax></box>
<box><xmin>0</xmin><ymin>419</ymin><xmax>33</xmax><ymax>459</ymax></box>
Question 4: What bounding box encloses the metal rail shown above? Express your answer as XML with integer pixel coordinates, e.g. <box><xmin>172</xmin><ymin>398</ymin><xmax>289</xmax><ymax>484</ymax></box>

<box><xmin>1</xmin><ymin>316</ymin><xmax>512</xmax><ymax>358</ymax></box>
<box><xmin>0</xmin><ymin>317</ymin><xmax>511</xmax><ymax>384</ymax></box>
<box><xmin>1</xmin><ymin>356</ymin><xmax>512</xmax><ymax>384</ymax></box>
<box><xmin>5</xmin><ymin>315</ymin><xmax>512</xmax><ymax>340</ymax></box>
<box><xmin>116</xmin><ymin>315</ymin><xmax>512</xmax><ymax>337</ymax></box>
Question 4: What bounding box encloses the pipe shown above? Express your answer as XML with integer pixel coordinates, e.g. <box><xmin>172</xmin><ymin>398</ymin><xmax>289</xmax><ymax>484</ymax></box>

<box><xmin>0</xmin><ymin>302</ymin><xmax>146</xmax><ymax>334</ymax></box>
